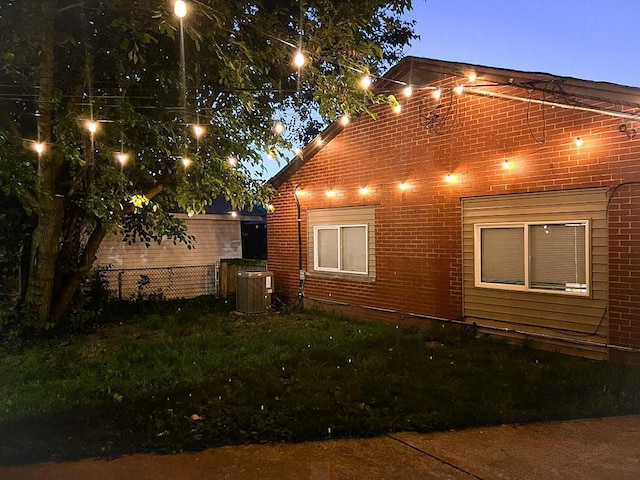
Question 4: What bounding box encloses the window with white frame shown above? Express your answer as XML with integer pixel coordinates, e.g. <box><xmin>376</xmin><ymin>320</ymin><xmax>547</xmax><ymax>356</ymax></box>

<box><xmin>314</xmin><ymin>224</ymin><xmax>368</xmax><ymax>275</ymax></box>
<box><xmin>474</xmin><ymin>221</ymin><xmax>589</xmax><ymax>295</ymax></box>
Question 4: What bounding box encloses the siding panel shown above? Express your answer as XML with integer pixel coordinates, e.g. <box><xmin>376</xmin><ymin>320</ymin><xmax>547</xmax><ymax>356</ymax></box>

<box><xmin>462</xmin><ymin>187</ymin><xmax>608</xmax><ymax>358</ymax></box>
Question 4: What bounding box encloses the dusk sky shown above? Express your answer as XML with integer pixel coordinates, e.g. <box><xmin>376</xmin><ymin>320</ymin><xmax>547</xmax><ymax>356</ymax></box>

<box><xmin>404</xmin><ymin>0</ymin><xmax>639</xmax><ymax>87</ymax></box>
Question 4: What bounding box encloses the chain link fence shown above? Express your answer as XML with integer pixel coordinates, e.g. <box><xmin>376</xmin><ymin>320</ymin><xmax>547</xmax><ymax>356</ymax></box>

<box><xmin>99</xmin><ymin>265</ymin><xmax>218</xmax><ymax>301</ymax></box>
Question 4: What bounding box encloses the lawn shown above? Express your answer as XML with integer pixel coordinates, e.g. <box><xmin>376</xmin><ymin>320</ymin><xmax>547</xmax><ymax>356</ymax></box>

<box><xmin>1</xmin><ymin>297</ymin><xmax>640</xmax><ymax>465</ymax></box>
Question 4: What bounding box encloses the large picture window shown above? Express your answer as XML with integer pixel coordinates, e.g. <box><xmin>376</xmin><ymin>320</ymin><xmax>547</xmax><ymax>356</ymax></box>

<box><xmin>474</xmin><ymin>221</ymin><xmax>589</xmax><ymax>295</ymax></box>
<box><xmin>314</xmin><ymin>225</ymin><xmax>368</xmax><ymax>275</ymax></box>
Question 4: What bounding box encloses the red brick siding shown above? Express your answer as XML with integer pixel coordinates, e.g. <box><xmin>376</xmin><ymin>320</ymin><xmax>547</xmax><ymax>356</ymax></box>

<box><xmin>268</xmin><ymin>79</ymin><xmax>640</xmax><ymax>362</ymax></box>
<box><xmin>608</xmin><ymin>184</ymin><xmax>640</xmax><ymax>365</ymax></box>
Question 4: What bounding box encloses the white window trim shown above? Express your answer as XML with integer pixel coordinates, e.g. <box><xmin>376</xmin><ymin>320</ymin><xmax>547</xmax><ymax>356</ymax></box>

<box><xmin>474</xmin><ymin>220</ymin><xmax>590</xmax><ymax>297</ymax></box>
<box><xmin>313</xmin><ymin>224</ymin><xmax>369</xmax><ymax>275</ymax></box>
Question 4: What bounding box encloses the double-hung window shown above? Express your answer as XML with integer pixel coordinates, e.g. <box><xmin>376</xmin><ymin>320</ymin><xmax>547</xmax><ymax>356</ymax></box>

<box><xmin>314</xmin><ymin>224</ymin><xmax>368</xmax><ymax>275</ymax></box>
<box><xmin>474</xmin><ymin>221</ymin><xmax>589</xmax><ymax>295</ymax></box>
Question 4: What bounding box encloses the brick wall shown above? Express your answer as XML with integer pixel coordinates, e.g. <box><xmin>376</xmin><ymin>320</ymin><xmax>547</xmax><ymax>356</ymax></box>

<box><xmin>267</xmin><ymin>77</ymin><xmax>640</xmax><ymax>363</ymax></box>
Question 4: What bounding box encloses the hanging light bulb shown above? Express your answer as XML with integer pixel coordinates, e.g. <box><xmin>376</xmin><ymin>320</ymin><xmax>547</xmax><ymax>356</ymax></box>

<box><xmin>502</xmin><ymin>159</ymin><xmax>511</xmax><ymax>170</ymax></box>
<box><xmin>174</xmin><ymin>0</ymin><xmax>187</xmax><ymax>18</ymax></box>
<box><xmin>398</xmin><ymin>181</ymin><xmax>410</xmax><ymax>191</ymax></box>
<box><xmin>192</xmin><ymin>124</ymin><xmax>205</xmax><ymax>138</ymax></box>
<box><xmin>85</xmin><ymin>120</ymin><xmax>99</xmax><ymax>134</ymax></box>
<box><xmin>293</xmin><ymin>50</ymin><xmax>305</xmax><ymax>68</ymax></box>
<box><xmin>117</xmin><ymin>152</ymin><xmax>128</xmax><ymax>165</ymax></box>
<box><xmin>402</xmin><ymin>85</ymin><xmax>413</xmax><ymax>97</ymax></box>
<box><xmin>33</xmin><ymin>142</ymin><xmax>45</xmax><ymax>154</ymax></box>
<box><xmin>182</xmin><ymin>156</ymin><xmax>192</xmax><ymax>168</ymax></box>
<box><xmin>359</xmin><ymin>186</ymin><xmax>370</xmax><ymax>195</ymax></box>
<box><xmin>467</xmin><ymin>72</ymin><xmax>477</xmax><ymax>82</ymax></box>
<box><xmin>359</xmin><ymin>74</ymin><xmax>372</xmax><ymax>90</ymax></box>
<box><xmin>575</xmin><ymin>136</ymin><xmax>584</xmax><ymax>147</ymax></box>
<box><xmin>432</xmin><ymin>88</ymin><xmax>441</xmax><ymax>100</ymax></box>
<box><xmin>453</xmin><ymin>84</ymin><xmax>464</xmax><ymax>96</ymax></box>
<box><xmin>339</xmin><ymin>113</ymin><xmax>350</xmax><ymax>126</ymax></box>
<box><xmin>315</xmin><ymin>136</ymin><xmax>323</xmax><ymax>146</ymax></box>
<box><xmin>228</xmin><ymin>155</ymin><xmax>238</xmax><ymax>167</ymax></box>
<box><xmin>325</xmin><ymin>189</ymin><xmax>336</xmax><ymax>198</ymax></box>
<box><xmin>273</xmin><ymin>121</ymin><xmax>285</xmax><ymax>135</ymax></box>
<box><xmin>230</xmin><ymin>211</ymin><xmax>238</xmax><ymax>218</ymax></box>
<box><xmin>445</xmin><ymin>173</ymin><xmax>455</xmax><ymax>183</ymax></box>
<box><xmin>392</xmin><ymin>104</ymin><xmax>402</xmax><ymax>114</ymax></box>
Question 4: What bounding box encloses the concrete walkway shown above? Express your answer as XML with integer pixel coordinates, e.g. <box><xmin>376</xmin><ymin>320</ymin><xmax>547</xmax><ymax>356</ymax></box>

<box><xmin>2</xmin><ymin>415</ymin><xmax>639</xmax><ymax>479</ymax></box>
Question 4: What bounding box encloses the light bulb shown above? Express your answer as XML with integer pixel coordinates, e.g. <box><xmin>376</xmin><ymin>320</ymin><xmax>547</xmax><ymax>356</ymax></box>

<box><xmin>392</xmin><ymin>104</ymin><xmax>402</xmax><ymax>114</ymax></box>
<box><xmin>228</xmin><ymin>155</ymin><xmax>238</xmax><ymax>167</ymax></box>
<box><xmin>273</xmin><ymin>121</ymin><xmax>285</xmax><ymax>135</ymax></box>
<box><xmin>230</xmin><ymin>211</ymin><xmax>238</xmax><ymax>218</ymax></box>
<box><xmin>117</xmin><ymin>152</ymin><xmax>128</xmax><ymax>165</ymax></box>
<box><xmin>359</xmin><ymin>186</ymin><xmax>370</xmax><ymax>195</ymax></box>
<box><xmin>359</xmin><ymin>74</ymin><xmax>372</xmax><ymax>89</ymax></box>
<box><xmin>339</xmin><ymin>114</ymin><xmax>350</xmax><ymax>126</ymax></box>
<box><xmin>467</xmin><ymin>72</ymin><xmax>477</xmax><ymax>82</ymax></box>
<box><xmin>399</xmin><ymin>181</ymin><xmax>409</xmax><ymax>191</ymax></box>
<box><xmin>575</xmin><ymin>137</ymin><xmax>584</xmax><ymax>147</ymax></box>
<box><xmin>182</xmin><ymin>157</ymin><xmax>192</xmax><ymax>168</ymax></box>
<box><xmin>325</xmin><ymin>189</ymin><xmax>336</xmax><ymax>198</ymax></box>
<box><xmin>33</xmin><ymin>142</ymin><xmax>45</xmax><ymax>154</ymax></box>
<box><xmin>402</xmin><ymin>85</ymin><xmax>413</xmax><ymax>97</ymax></box>
<box><xmin>174</xmin><ymin>0</ymin><xmax>187</xmax><ymax>18</ymax></box>
<box><xmin>432</xmin><ymin>88</ymin><xmax>441</xmax><ymax>100</ymax></box>
<box><xmin>502</xmin><ymin>160</ymin><xmax>511</xmax><ymax>170</ymax></box>
<box><xmin>86</xmin><ymin>120</ymin><xmax>98</xmax><ymax>134</ymax></box>
<box><xmin>192</xmin><ymin>124</ymin><xmax>205</xmax><ymax>138</ymax></box>
<box><xmin>315</xmin><ymin>137</ymin><xmax>323</xmax><ymax>146</ymax></box>
<box><xmin>293</xmin><ymin>50</ymin><xmax>305</xmax><ymax>68</ymax></box>
<box><xmin>445</xmin><ymin>173</ymin><xmax>455</xmax><ymax>183</ymax></box>
<box><xmin>453</xmin><ymin>84</ymin><xmax>464</xmax><ymax>96</ymax></box>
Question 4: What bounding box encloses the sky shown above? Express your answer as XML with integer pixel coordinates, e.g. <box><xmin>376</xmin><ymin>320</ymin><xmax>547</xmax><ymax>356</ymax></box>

<box><xmin>403</xmin><ymin>0</ymin><xmax>640</xmax><ymax>87</ymax></box>
<box><xmin>259</xmin><ymin>0</ymin><xmax>639</xmax><ymax>179</ymax></box>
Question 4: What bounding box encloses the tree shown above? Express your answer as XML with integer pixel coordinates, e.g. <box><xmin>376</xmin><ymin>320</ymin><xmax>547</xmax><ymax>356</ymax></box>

<box><xmin>0</xmin><ymin>0</ymin><xmax>415</xmax><ymax>328</ymax></box>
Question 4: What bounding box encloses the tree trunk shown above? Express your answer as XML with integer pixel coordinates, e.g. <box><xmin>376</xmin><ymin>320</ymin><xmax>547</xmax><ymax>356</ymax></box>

<box><xmin>23</xmin><ymin>0</ymin><xmax>63</xmax><ymax>326</ymax></box>
<box><xmin>49</xmin><ymin>184</ymin><xmax>164</xmax><ymax>322</ymax></box>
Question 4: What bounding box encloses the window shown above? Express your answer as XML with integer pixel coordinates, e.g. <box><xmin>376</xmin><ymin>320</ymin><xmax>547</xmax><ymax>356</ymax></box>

<box><xmin>474</xmin><ymin>221</ymin><xmax>589</xmax><ymax>295</ymax></box>
<box><xmin>314</xmin><ymin>225</ymin><xmax>368</xmax><ymax>275</ymax></box>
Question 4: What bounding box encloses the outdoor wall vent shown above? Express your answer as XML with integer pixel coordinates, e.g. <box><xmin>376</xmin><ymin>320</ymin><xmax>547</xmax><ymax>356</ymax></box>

<box><xmin>236</xmin><ymin>271</ymin><xmax>273</xmax><ymax>314</ymax></box>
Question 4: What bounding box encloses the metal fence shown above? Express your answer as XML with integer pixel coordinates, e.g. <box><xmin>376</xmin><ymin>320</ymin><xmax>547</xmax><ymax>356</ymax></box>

<box><xmin>99</xmin><ymin>265</ymin><xmax>218</xmax><ymax>301</ymax></box>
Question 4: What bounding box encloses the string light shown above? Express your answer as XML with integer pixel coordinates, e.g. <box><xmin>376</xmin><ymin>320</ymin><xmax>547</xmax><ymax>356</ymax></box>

<box><xmin>339</xmin><ymin>114</ymin><xmax>350</xmax><ymax>126</ymax></box>
<box><xmin>398</xmin><ymin>181</ymin><xmax>410</xmax><ymax>191</ymax></box>
<box><xmin>402</xmin><ymin>85</ymin><xmax>413</xmax><ymax>97</ymax></box>
<box><xmin>453</xmin><ymin>84</ymin><xmax>465</xmax><ymax>96</ymax></box>
<box><xmin>192</xmin><ymin>124</ymin><xmax>205</xmax><ymax>138</ymax></box>
<box><xmin>325</xmin><ymin>189</ymin><xmax>336</xmax><ymax>198</ymax></box>
<box><xmin>502</xmin><ymin>159</ymin><xmax>511</xmax><ymax>170</ymax></box>
<box><xmin>293</xmin><ymin>50</ymin><xmax>305</xmax><ymax>68</ymax></box>
<box><xmin>445</xmin><ymin>173</ymin><xmax>455</xmax><ymax>183</ymax></box>
<box><xmin>432</xmin><ymin>88</ymin><xmax>442</xmax><ymax>100</ymax></box>
<box><xmin>33</xmin><ymin>142</ymin><xmax>45</xmax><ymax>154</ymax></box>
<box><xmin>315</xmin><ymin>137</ymin><xmax>323</xmax><ymax>146</ymax></box>
<box><xmin>575</xmin><ymin>136</ymin><xmax>584</xmax><ymax>147</ymax></box>
<box><xmin>359</xmin><ymin>186</ymin><xmax>370</xmax><ymax>195</ymax></box>
<box><xmin>230</xmin><ymin>211</ymin><xmax>238</xmax><ymax>218</ymax></box>
<box><xmin>116</xmin><ymin>152</ymin><xmax>128</xmax><ymax>165</ymax></box>
<box><xmin>228</xmin><ymin>155</ymin><xmax>238</xmax><ymax>167</ymax></box>
<box><xmin>359</xmin><ymin>74</ymin><xmax>372</xmax><ymax>90</ymax></box>
<box><xmin>181</xmin><ymin>156</ymin><xmax>192</xmax><ymax>168</ymax></box>
<box><xmin>467</xmin><ymin>72</ymin><xmax>477</xmax><ymax>82</ymax></box>
<box><xmin>273</xmin><ymin>121</ymin><xmax>285</xmax><ymax>135</ymax></box>
<box><xmin>392</xmin><ymin>104</ymin><xmax>402</xmax><ymax>114</ymax></box>
<box><xmin>85</xmin><ymin>120</ymin><xmax>99</xmax><ymax>134</ymax></box>
<box><xmin>174</xmin><ymin>0</ymin><xmax>187</xmax><ymax>18</ymax></box>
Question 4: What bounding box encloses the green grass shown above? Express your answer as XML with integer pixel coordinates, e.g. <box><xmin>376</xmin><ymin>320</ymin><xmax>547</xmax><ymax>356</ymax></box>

<box><xmin>1</xmin><ymin>297</ymin><xmax>640</xmax><ymax>464</ymax></box>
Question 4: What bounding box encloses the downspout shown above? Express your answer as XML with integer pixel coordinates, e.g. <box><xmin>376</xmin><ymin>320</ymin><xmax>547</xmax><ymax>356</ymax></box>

<box><xmin>294</xmin><ymin>185</ymin><xmax>305</xmax><ymax>303</ymax></box>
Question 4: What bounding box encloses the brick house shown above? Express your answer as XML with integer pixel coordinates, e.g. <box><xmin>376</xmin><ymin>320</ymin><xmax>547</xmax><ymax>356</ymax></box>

<box><xmin>267</xmin><ymin>57</ymin><xmax>640</xmax><ymax>364</ymax></box>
